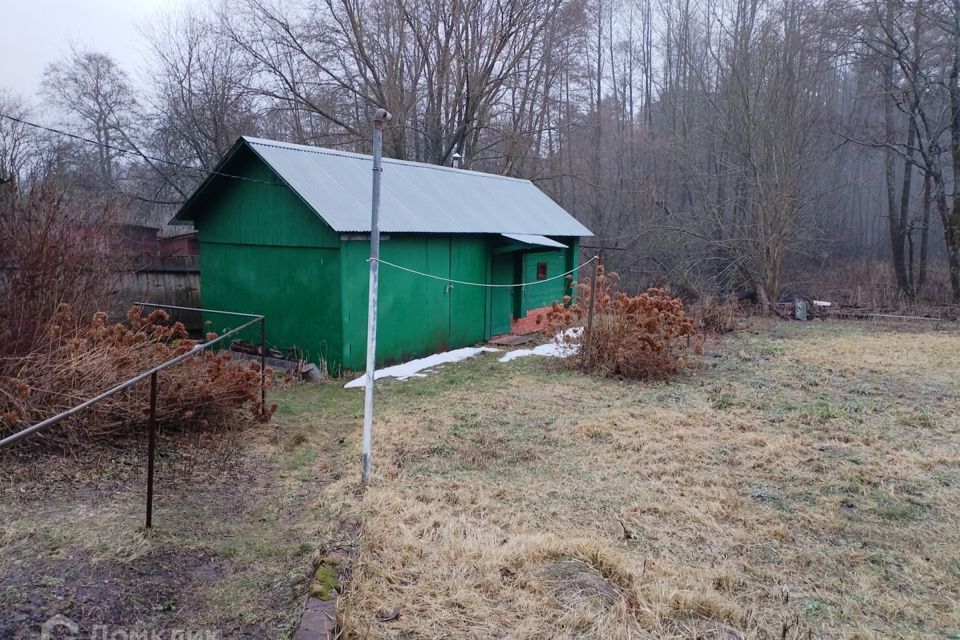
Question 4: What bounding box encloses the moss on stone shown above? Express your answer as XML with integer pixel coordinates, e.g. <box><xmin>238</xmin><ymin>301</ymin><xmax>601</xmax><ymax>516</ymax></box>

<box><xmin>310</xmin><ymin>562</ymin><xmax>338</xmax><ymax>600</ymax></box>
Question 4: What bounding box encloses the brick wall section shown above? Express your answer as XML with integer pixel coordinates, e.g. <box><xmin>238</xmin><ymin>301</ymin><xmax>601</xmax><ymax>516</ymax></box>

<box><xmin>511</xmin><ymin>305</ymin><xmax>552</xmax><ymax>335</ymax></box>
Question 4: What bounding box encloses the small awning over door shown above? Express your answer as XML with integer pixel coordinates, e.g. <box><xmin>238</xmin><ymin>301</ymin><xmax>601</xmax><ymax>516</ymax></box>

<box><xmin>500</xmin><ymin>233</ymin><xmax>568</xmax><ymax>249</ymax></box>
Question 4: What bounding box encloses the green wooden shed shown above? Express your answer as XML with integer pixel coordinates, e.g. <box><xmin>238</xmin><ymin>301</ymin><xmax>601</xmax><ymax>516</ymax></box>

<box><xmin>173</xmin><ymin>137</ymin><xmax>593</xmax><ymax>373</ymax></box>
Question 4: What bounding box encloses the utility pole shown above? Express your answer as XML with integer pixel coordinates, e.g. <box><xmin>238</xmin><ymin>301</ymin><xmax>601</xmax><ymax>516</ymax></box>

<box><xmin>362</xmin><ymin>108</ymin><xmax>392</xmax><ymax>484</ymax></box>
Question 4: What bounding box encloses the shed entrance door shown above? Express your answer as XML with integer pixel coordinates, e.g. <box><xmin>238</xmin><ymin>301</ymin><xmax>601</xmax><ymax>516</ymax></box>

<box><xmin>448</xmin><ymin>238</ymin><xmax>488</xmax><ymax>346</ymax></box>
<box><xmin>489</xmin><ymin>253</ymin><xmax>516</xmax><ymax>336</ymax></box>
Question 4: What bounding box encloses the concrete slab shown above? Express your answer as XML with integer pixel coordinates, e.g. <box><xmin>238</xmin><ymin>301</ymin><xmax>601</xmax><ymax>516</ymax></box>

<box><xmin>293</xmin><ymin>597</ymin><xmax>337</xmax><ymax>640</ymax></box>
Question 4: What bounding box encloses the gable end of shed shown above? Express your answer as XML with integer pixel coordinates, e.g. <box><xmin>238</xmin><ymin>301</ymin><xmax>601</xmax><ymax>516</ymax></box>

<box><xmin>173</xmin><ymin>141</ymin><xmax>339</xmax><ymax>249</ymax></box>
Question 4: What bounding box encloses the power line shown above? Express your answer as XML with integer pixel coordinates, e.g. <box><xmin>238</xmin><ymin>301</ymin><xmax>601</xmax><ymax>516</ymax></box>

<box><xmin>371</xmin><ymin>255</ymin><xmax>597</xmax><ymax>288</ymax></box>
<box><xmin>6</xmin><ymin>113</ymin><xmax>601</xmax><ymax>282</ymax></box>
<box><xmin>0</xmin><ymin>113</ymin><xmax>283</xmax><ymax>188</ymax></box>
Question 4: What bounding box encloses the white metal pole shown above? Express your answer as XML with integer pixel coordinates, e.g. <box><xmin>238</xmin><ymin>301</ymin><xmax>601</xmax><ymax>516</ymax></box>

<box><xmin>362</xmin><ymin>108</ymin><xmax>391</xmax><ymax>484</ymax></box>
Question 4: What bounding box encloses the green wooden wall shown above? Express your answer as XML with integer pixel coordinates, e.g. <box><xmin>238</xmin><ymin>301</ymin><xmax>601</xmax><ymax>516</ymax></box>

<box><xmin>184</xmin><ymin>142</ymin><xmax>584</xmax><ymax>374</ymax></box>
<box><xmin>521</xmin><ymin>250</ymin><xmax>570</xmax><ymax>312</ymax></box>
<box><xmin>487</xmin><ymin>240</ymin><xmax>579</xmax><ymax>336</ymax></box>
<box><xmin>200</xmin><ymin>243</ymin><xmax>342</xmax><ymax>366</ymax></box>
<box><xmin>189</xmin><ymin>147</ymin><xmax>338</xmax><ymax>249</ymax></box>
<box><xmin>339</xmin><ymin>235</ymin><xmax>490</xmax><ymax>371</ymax></box>
<box><xmin>489</xmin><ymin>253</ymin><xmax>517</xmax><ymax>336</ymax></box>
<box><xmin>189</xmin><ymin>146</ymin><xmax>344</xmax><ymax>367</ymax></box>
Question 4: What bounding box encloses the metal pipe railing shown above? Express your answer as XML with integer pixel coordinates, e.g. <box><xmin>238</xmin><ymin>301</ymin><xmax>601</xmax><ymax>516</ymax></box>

<box><xmin>138</xmin><ymin>302</ymin><xmax>267</xmax><ymax>419</ymax></box>
<box><xmin>136</xmin><ymin>302</ymin><xmax>264</xmax><ymax>319</ymax></box>
<box><xmin>0</xmin><ymin>304</ymin><xmax>267</xmax><ymax>528</ymax></box>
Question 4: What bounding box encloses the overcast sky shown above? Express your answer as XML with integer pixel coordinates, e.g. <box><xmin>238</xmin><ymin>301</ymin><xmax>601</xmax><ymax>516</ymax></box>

<box><xmin>0</xmin><ymin>0</ymin><xmax>185</xmax><ymax>101</ymax></box>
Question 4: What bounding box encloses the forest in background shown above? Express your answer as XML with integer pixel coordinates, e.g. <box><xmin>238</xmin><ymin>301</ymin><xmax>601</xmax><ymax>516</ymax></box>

<box><xmin>0</xmin><ymin>0</ymin><xmax>958</xmax><ymax>310</ymax></box>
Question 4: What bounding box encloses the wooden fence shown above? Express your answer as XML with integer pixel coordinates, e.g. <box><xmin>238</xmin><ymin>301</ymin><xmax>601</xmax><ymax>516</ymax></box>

<box><xmin>115</xmin><ymin>256</ymin><xmax>202</xmax><ymax>332</ymax></box>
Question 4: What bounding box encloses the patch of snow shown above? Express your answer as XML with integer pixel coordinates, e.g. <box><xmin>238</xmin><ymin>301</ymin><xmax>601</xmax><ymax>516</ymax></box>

<box><xmin>344</xmin><ymin>347</ymin><xmax>500</xmax><ymax>388</ymax></box>
<box><xmin>812</xmin><ymin>300</ymin><xmax>832</xmax><ymax>307</ymax></box>
<box><xmin>498</xmin><ymin>328</ymin><xmax>582</xmax><ymax>363</ymax></box>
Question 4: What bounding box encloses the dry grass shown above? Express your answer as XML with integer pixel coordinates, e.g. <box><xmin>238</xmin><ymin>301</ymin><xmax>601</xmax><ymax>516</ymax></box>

<box><xmin>0</xmin><ymin>388</ymin><xmax>358</xmax><ymax>638</ymax></box>
<box><xmin>691</xmin><ymin>296</ymin><xmax>741</xmax><ymax>334</ymax></box>
<box><xmin>315</xmin><ymin>320</ymin><xmax>960</xmax><ymax>639</ymax></box>
<box><xmin>7</xmin><ymin>320</ymin><xmax>954</xmax><ymax>638</ymax></box>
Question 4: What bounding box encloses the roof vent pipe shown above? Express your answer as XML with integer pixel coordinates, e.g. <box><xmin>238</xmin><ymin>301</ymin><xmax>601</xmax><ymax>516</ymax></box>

<box><xmin>451</xmin><ymin>152</ymin><xmax>463</xmax><ymax>169</ymax></box>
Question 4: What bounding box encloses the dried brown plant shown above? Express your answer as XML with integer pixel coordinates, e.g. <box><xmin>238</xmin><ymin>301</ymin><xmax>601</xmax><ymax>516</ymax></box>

<box><xmin>544</xmin><ymin>266</ymin><xmax>702</xmax><ymax>379</ymax></box>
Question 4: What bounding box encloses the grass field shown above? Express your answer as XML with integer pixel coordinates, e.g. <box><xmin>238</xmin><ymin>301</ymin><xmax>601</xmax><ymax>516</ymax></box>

<box><xmin>316</xmin><ymin>320</ymin><xmax>960</xmax><ymax>639</ymax></box>
<box><xmin>2</xmin><ymin>319</ymin><xmax>959</xmax><ymax>639</ymax></box>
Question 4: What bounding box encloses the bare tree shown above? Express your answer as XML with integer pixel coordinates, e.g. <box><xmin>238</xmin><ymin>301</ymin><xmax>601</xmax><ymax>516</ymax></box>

<box><xmin>218</xmin><ymin>0</ymin><xmax>567</xmax><ymax>165</ymax></box>
<box><xmin>144</xmin><ymin>7</ymin><xmax>261</xmax><ymax>171</ymax></box>
<box><xmin>0</xmin><ymin>90</ymin><xmax>34</xmax><ymax>185</ymax></box>
<box><xmin>41</xmin><ymin>47</ymin><xmax>137</xmax><ymax>183</ymax></box>
<box><xmin>3</xmin><ymin>0</ymin><xmax>954</xmax><ymax>307</ymax></box>
<box><xmin>855</xmin><ymin>0</ymin><xmax>960</xmax><ymax>301</ymax></box>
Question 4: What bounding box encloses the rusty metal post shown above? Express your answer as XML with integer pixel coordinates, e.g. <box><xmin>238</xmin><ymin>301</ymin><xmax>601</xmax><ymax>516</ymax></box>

<box><xmin>145</xmin><ymin>371</ymin><xmax>158</xmax><ymax>529</ymax></box>
<box><xmin>260</xmin><ymin>317</ymin><xmax>266</xmax><ymax>416</ymax></box>
<box><xmin>583</xmin><ymin>251</ymin><xmax>601</xmax><ymax>372</ymax></box>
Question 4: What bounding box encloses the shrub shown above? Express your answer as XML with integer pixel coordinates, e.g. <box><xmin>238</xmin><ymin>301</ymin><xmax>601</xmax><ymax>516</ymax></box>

<box><xmin>0</xmin><ymin>184</ymin><xmax>125</xmax><ymax>358</ymax></box>
<box><xmin>544</xmin><ymin>266</ymin><xmax>701</xmax><ymax>379</ymax></box>
<box><xmin>691</xmin><ymin>296</ymin><xmax>740</xmax><ymax>334</ymax></box>
<box><xmin>0</xmin><ymin>305</ymin><xmax>274</xmax><ymax>449</ymax></box>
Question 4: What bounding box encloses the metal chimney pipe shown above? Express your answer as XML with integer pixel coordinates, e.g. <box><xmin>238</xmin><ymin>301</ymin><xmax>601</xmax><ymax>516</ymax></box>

<box><xmin>452</xmin><ymin>152</ymin><xmax>463</xmax><ymax>169</ymax></box>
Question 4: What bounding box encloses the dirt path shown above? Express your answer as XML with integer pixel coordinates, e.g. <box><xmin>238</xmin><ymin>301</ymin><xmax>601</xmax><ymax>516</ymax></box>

<box><xmin>0</xmin><ymin>391</ymin><xmax>358</xmax><ymax>640</ymax></box>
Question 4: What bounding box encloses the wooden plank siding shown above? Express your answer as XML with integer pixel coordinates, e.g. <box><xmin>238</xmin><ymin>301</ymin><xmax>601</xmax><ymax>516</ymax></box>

<box><xmin>114</xmin><ymin>257</ymin><xmax>202</xmax><ymax>331</ymax></box>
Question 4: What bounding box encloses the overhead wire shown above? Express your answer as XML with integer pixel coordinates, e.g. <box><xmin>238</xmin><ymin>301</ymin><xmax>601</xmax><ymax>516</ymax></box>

<box><xmin>6</xmin><ymin>112</ymin><xmax>598</xmax><ymax>287</ymax></box>
<box><xmin>0</xmin><ymin>113</ymin><xmax>284</xmax><ymax>187</ymax></box>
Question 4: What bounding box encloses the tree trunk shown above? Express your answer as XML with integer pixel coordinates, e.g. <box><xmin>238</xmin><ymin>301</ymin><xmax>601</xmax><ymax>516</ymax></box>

<box><xmin>918</xmin><ymin>171</ymin><xmax>931</xmax><ymax>293</ymax></box>
<box><xmin>949</xmin><ymin>0</ymin><xmax>960</xmax><ymax>302</ymax></box>
<box><xmin>898</xmin><ymin>122</ymin><xmax>917</xmax><ymax>298</ymax></box>
<box><xmin>882</xmin><ymin>0</ymin><xmax>910</xmax><ymax>295</ymax></box>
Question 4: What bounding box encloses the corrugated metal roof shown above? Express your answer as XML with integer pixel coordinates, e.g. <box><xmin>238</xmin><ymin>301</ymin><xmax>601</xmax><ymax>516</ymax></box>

<box><xmin>501</xmin><ymin>233</ymin><xmax>568</xmax><ymax>248</ymax></box>
<box><xmin>242</xmin><ymin>137</ymin><xmax>592</xmax><ymax>236</ymax></box>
